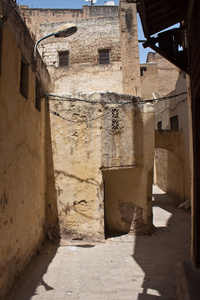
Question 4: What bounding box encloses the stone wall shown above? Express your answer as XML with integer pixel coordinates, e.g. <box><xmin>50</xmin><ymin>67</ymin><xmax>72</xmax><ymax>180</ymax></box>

<box><xmin>0</xmin><ymin>1</ymin><xmax>51</xmax><ymax>298</ymax></box>
<box><xmin>146</xmin><ymin>52</ymin><xmax>180</xmax><ymax>97</ymax></box>
<box><xmin>20</xmin><ymin>4</ymin><xmax>142</xmax><ymax>96</ymax></box>
<box><xmin>119</xmin><ymin>1</ymin><xmax>141</xmax><ymax>96</ymax></box>
<box><xmin>39</xmin><ymin>16</ymin><xmax>123</xmax><ymax>94</ymax></box>
<box><xmin>19</xmin><ymin>5</ymin><xmax>119</xmax><ymax>40</ymax></box>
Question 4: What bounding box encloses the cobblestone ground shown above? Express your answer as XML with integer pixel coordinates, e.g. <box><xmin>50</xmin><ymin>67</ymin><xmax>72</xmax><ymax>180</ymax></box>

<box><xmin>7</xmin><ymin>186</ymin><xmax>191</xmax><ymax>300</ymax></box>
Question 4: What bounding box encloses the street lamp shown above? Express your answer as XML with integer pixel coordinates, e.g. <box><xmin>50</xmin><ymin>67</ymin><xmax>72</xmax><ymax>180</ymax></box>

<box><xmin>34</xmin><ymin>23</ymin><xmax>77</xmax><ymax>59</ymax></box>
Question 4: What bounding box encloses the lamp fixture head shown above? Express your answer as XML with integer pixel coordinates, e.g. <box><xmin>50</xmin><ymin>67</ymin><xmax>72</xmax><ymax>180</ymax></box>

<box><xmin>53</xmin><ymin>23</ymin><xmax>77</xmax><ymax>38</ymax></box>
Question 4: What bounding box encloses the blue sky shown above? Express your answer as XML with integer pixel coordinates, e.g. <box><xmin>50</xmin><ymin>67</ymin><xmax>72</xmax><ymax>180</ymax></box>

<box><xmin>18</xmin><ymin>0</ymin><xmax>150</xmax><ymax>62</ymax></box>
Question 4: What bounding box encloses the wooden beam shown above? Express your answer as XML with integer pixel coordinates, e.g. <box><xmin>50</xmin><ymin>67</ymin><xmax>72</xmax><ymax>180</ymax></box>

<box><xmin>137</xmin><ymin>0</ymin><xmax>150</xmax><ymax>38</ymax></box>
<box><xmin>143</xmin><ymin>40</ymin><xmax>189</xmax><ymax>74</ymax></box>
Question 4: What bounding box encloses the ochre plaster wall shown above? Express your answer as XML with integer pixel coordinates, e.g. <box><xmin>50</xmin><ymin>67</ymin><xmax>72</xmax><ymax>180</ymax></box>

<box><xmin>0</xmin><ymin>7</ymin><xmax>51</xmax><ymax>298</ymax></box>
<box><xmin>140</xmin><ymin>63</ymin><xmax>158</xmax><ymax>100</ymax></box>
<box><xmin>103</xmin><ymin>168</ymin><xmax>152</xmax><ymax>235</ymax></box>
<box><xmin>154</xmin><ymin>72</ymin><xmax>190</xmax><ymax>202</ymax></box>
<box><xmin>47</xmin><ymin>92</ymin><xmax>154</xmax><ymax>239</ymax></box>
<box><xmin>154</xmin><ymin>149</ymin><xmax>184</xmax><ymax>203</ymax></box>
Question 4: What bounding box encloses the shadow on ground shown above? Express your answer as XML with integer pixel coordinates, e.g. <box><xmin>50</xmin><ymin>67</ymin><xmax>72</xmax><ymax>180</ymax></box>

<box><xmin>132</xmin><ymin>188</ymin><xmax>191</xmax><ymax>299</ymax></box>
<box><xmin>7</xmin><ymin>240</ymin><xmax>60</xmax><ymax>300</ymax></box>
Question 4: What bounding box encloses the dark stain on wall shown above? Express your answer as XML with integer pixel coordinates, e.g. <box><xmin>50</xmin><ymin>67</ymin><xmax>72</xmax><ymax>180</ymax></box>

<box><xmin>125</xmin><ymin>8</ymin><xmax>133</xmax><ymax>33</ymax></box>
<box><xmin>118</xmin><ymin>202</ymin><xmax>143</xmax><ymax>232</ymax></box>
<box><xmin>0</xmin><ymin>192</ymin><xmax>8</xmax><ymax>211</ymax></box>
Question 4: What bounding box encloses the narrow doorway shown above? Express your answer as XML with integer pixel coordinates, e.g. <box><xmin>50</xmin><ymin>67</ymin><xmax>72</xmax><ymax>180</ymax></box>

<box><xmin>103</xmin><ymin>167</ymin><xmax>145</xmax><ymax>238</ymax></box>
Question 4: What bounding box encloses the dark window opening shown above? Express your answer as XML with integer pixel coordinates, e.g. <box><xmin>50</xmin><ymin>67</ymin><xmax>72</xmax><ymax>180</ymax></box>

<box><xmin>157</xmin><ymin>121</ymin><xmax>162</xmax><ymax>130</ymax></box>
<box><xmin>35</xmin><ymin>78</ymin><xmax>41</xmax><ymax>112</ymax></box>
<box><xmin>0</xmin><ymin>27</ymin><xmax>2</xmax><ymax>76</ymax></box>
<box><xmin>20</xmin><ymin>59</ymin><xmax>29</xmax><ymax>99</ymax></box>
<box><xmin>170</xmin><ymin>115</ymin><xmax>179</xmax><ymax>130</ymax></box>
<box><xmin>140</xmin><ymin>66</ymin><xmax>147</xmax><ymax>76</ymax></box>
<box><xmin>59</xmin><ymin>51</ymin><xmax>69</xmax><ymax>67</ymax></box>
<box><xmin>112</xmin><ymin>108</ymin><xmax>119</xmax><ymax>130</ymax></box>
<box><xmin>99</xmin><ymin>49</ymin><xmax>110</xmax><ymax>64</ymax></box>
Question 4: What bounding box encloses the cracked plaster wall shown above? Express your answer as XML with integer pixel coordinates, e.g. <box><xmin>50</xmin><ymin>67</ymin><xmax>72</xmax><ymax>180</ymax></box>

<box><xmin>47</xmin><ymin>92</ymin><xmax>154</xmax><ymax>239</ymax></box>
<box><xmin>0</xmin><ymin>5</ymin><xmax>52</xmax><ymax>298</ymax></box>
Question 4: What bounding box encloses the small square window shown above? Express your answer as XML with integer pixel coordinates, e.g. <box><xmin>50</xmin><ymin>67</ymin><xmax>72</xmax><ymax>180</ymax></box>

<box><xmin>20</xmin><ymin>59</ymin><xmax>29</xmax><ymax>99</ymax></box>
<box><xmin>59</xmin><ymin>51</ymin><xmax>69</xmax><ymax>67</ymax></box>
<box><xmin>157</xmin><ymin>121</ymin><xmax>162</xmax><ymax>130</ymax></box>
<box><xmin>170</xmin><ymin>115</ymin><xmax>179</xmax><ymax>130</ymax></box>
<box><xmin>99</xmin><ymin>49</ymin><xmax>110</xmax><ymax>64</ymax></box>
<box><xmin>140</xmin><ymin>67</ymin><xmax>147</xmax><ymax>76</ymax></box>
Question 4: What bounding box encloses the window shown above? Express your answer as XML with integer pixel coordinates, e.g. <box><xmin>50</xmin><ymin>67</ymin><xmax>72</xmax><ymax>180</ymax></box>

<box><xmin>35</xmin><ymin>78</ymin><xmax>41</xmax><ymax>112</ymax></box>
<box><xmin>140</xmin><ymin>66</ymin><xmax>147</xmax><ymax>76</ymax></box>
<box><xmin>99</xmin><ymin>49</ymin><xmax>110</xmax><ymax>64</ymax></box>
<box><xmin>20</xmin><ymin>59</ymin><xmax>29</xmax><ymax>99</ymax></box>
<box><xmin>59</xmin><ymin>51</ymin><xmax>69</xmax><ymax>67</ymax></box>
<box><xmin>157</xmin><ymin>121</ymin><xmax>162</xmax><ymax>130</ymax></box>
<box><xmin>112</xmin><ymin>108</ymin><xmax>119</xmax><ymax>131</ymax></box>
<box><xmin>0</xmin><ymin>27</ymin><xmax>2</xmax><ymax>76</ymax></box>
<box><xmin>170</xmin><ymin>115</ymin><xmax>179</xmax><ymax>130</ymax></box>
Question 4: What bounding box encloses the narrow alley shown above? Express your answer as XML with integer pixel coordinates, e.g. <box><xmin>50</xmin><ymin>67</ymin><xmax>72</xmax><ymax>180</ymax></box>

<box><xmin>7</xmin><ymin>185</ymin><xmax>190</xmax><ymax>300</ymax></box>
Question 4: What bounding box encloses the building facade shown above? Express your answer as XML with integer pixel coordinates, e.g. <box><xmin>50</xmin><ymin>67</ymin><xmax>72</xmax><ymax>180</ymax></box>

<box><xmin>19</xmin><ymin>2</ymin><xmax>153</xmax><ymax>241</ymax></box>
<box><xmin>140</xmin><ymin>52</ymin><xmax>190</xmax><ymax>204</ymax></box>
<box><xmin>0</xmin><ymin>0</ymin><xmax>52</xmax><ymax>298</ymax></box>
<box><xmin>19</xmin><ymin>3</ymin><xmax>141</xmax><ymax>96</ymax></box>
<box><xmin>46</xmin><ymin>91</ymin><xmax>154</xmax><ymax>240</ymax></box>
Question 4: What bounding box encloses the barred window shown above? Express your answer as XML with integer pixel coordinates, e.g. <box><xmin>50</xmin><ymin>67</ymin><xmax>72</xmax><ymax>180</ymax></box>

<box><xmin>0</xmin><ymin>27</ymin><xmax>2</xmax><ymax>76</ymax></box>
<box><xmin>20</xmin><ymin>59</ymin><xmax>29</xmax><ymax>99</ymax></box>
<box><xmin>99</xmin><ymin>49</ymin><xmax>110</xmax><ymax>64</ymax></box>
<box><xmin>112</xmin><ymin>108</ymin><xmax>119</xmax><ymax>130</ymax></box>
<box><xmin>35</xmin><ymin>77</ymin><xmax>41</xmax><ymax>112</ymax></box>
<box><xmin>59</xmin><ymin>51</ymin><xmax>69</xmax><ymax>67</ymax></box>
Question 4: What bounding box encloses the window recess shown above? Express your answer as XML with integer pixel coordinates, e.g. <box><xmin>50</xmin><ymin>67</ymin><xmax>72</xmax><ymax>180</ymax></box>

<box><xmin>59</xmin><ymin>51</ymin><xmax>69</xmax><ymax>67</ymax></box>
<box><xmin>99</xmin><ymin>49</ymin><xmax>110</xmax><ymax>65</ymax></box>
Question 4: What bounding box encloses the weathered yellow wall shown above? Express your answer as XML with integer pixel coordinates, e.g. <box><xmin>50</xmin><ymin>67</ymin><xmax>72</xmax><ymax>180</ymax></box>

<box><xmin>103</xmin><ymin>168</ymin><xmax>152</xmax><ymax>235</ymax></box>
<box><xmin>47</xmin><ymin>92</ymin><xmax>154</xmax><ymax>239</ymax></box>
<box><xmin>0</xmin><ymin>6</ymin><xmax>51</xmax><ymax>298</ymax></box>
<box><xmin>140</xmin><ymin>63</ymin><xmax>158</xmax><ymax>99</ymax></box>
<box><xmin>154</xmin><ymin>149</ymin><xmax>184</xmax><ymax>203</ymax></box>
<box><xmin>154</xmin><ymin>72</ymin><xmax>191</xmax><ymax>202</ymax></box>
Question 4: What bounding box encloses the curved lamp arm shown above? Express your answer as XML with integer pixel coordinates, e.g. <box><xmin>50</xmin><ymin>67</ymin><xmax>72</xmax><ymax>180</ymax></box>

<box><xmin>34</xmin><ymin>23</ymin><xmax>77</xmax><ymax>59</ymax></box>
<box><xmin>34</xmin><ymin>33</ymin><xmax>54</xmax><ymax>58</ymax></box>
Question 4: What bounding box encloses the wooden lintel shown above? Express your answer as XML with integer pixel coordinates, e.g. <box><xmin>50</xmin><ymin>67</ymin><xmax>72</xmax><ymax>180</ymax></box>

<box><xmin>143</xmin><ymin>41</ymin><xmax>190</xmax><ymax>74</ymax></box>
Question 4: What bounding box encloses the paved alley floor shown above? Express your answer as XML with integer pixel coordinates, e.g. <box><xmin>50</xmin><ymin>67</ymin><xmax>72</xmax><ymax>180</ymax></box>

<box><xmin>7</xmin><ymin>186</ymin><xmax>191</xmax><ymax>300</ymax></box>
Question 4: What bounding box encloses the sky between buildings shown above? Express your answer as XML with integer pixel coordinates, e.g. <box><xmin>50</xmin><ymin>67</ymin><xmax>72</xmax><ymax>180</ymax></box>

<box><xmin>18</xmin><ymin>0</ymin><xmax>151</xmax><ymax>62</ymax></box>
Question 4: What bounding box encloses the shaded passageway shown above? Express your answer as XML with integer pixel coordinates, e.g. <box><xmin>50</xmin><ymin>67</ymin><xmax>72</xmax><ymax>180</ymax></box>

<box><xmin>7</xmin><ymin>185</ymin><xmax>190</xmax><ymax>300</ymax></box>
<box><xmin>133</xmin><ymin>185</ymin><xmax>191</xmax><ymax>299</ymax></box>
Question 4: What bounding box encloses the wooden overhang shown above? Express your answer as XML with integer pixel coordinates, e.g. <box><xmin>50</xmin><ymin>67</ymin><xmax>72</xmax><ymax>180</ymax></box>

<box><xmin>137</xmin><ymin>0</ymin><xmax>190</xmax><ymax>73</ymax></box>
